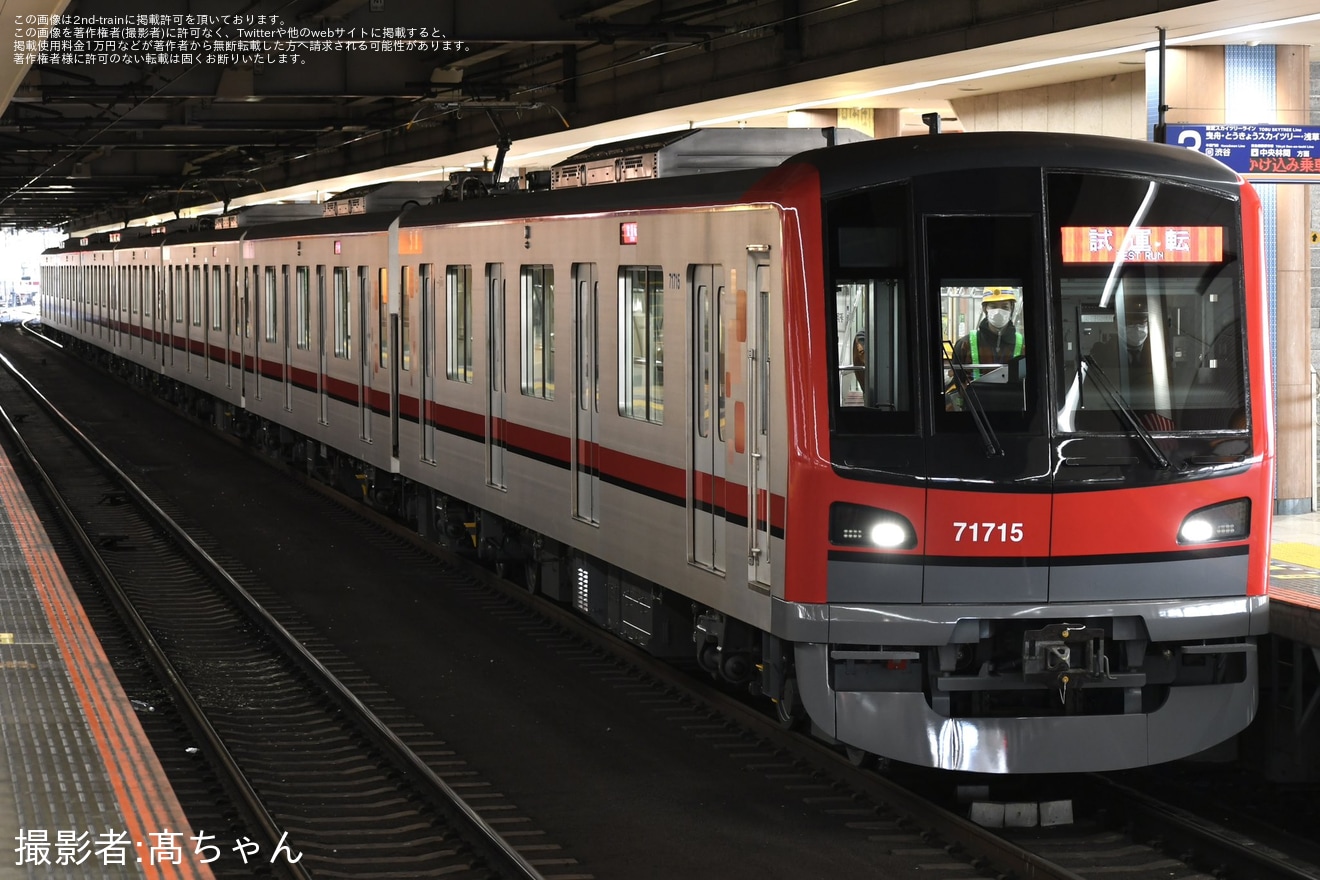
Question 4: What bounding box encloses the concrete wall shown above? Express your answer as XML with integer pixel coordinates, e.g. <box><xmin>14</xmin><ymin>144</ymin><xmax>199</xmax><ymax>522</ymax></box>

<box><xmin>951</xmin><ymin>71</ymin><xmax>1145</xmax><ymax>137</ymax></box>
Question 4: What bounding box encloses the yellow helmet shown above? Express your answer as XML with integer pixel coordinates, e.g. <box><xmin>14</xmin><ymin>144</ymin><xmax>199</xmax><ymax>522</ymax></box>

<box><xmin>982</xmin><ymin>288</ymin><xmax>1017</xmax><ymax>305</ymax></box>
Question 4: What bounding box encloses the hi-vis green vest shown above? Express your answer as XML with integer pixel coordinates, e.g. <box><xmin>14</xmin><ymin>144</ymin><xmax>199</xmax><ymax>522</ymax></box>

<box><xmin>966</xmin><ymin>331</ymin><xmax>1023</xmax><ymax>380</ymax></box>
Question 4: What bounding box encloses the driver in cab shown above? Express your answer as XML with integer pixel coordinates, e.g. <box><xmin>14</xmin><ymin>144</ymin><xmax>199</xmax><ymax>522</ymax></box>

<box><xmin>946</xmin><ymin>289</ymin><xmax>1024</xmax><ymax>412</ymax></box>
<box><xmin>952</xmin><ymin>289</ymin><xmax>1023</xmax><ymax>375</ymax></box>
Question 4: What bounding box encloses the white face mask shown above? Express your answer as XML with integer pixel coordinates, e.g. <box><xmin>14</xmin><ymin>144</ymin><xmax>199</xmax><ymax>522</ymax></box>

<box><xmin>1123</xmin><ymin>321</ymin><xmax>1149</xmax><ymax>349</ymax></box>
<box><xmin>986</xmin><ymin>307</ymin><xmax>1011</xmax><ymax>330</ymax></box>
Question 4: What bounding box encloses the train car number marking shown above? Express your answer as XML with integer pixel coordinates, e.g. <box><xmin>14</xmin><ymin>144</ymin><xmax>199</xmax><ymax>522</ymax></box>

<box><xmin>953</xmin><ymin>521</ymin><xmax>1024</xmax><ymax>542</ymax></box>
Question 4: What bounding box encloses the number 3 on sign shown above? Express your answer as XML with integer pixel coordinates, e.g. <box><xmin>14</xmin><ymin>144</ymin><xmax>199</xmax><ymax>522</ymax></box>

<box><xmin>953</xmin><ymin>521</ymin><xmax>1024</xmax><ymax>542</ymax></box>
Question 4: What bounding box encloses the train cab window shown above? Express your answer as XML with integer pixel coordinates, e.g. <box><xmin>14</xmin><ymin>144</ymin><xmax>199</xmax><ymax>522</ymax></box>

<box><xmin>940</xmin><ymin>283</ymin><xmax>1027</xmax><ymax>414</ymax></box>
<box><xmin>929</xmin><ymin>215</ymin><xmax>1037</xmax><ymax>433</ymax></box>
<box><xmin>618</xmin><ymin>265</ymin><xmax>663</xmax><ymax>422</ymax></box>
<box><xmin>824</xmin><ymin>182</ymin><xmax>914</xmax><ymax>437</ymax></box>
<box><xmin>1049</xmin><ymin>172</ymin><xmax>1247</xmax><ymax>442</ymax></box>
<box><xmin>446</xmin><ymin>264</ymin><xmax>473</xmax><ymax>383</ymax></box>
<box><xmin>521</xmin><ymin>264</ymin><xmax>554</xmax><ymax>399</ymax></box>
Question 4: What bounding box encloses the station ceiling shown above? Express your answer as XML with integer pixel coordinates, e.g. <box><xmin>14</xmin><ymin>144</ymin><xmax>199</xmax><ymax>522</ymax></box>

<box><xmin>2</xmin><ymin>0</ymin><xmax>1319</xmax><ymax>234</ymax></box>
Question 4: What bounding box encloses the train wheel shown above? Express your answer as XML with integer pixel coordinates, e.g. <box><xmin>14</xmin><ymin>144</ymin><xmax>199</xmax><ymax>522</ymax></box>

<box><xmin>775</xmin><ymin>675</ymin><xmax>807</xmax><ymax>731</ymax></box>
<box><xmin>845</xmin><ymin>746</ymin><xmax>876</xmax><ymax>769</ymax></box>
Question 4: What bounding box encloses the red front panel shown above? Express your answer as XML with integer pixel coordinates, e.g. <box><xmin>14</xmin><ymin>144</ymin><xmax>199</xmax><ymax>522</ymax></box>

<box><xmin>924</xmin><ymin>489</ymin><xmax>1051</xmax><ymax>558</ymax></box>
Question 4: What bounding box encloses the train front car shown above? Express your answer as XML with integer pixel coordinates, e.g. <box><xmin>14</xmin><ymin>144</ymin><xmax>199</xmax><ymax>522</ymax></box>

<box><xmin>766</xmin><ymin>132</ymin><xmax>1271</xmax><ymax>773</ymax></box>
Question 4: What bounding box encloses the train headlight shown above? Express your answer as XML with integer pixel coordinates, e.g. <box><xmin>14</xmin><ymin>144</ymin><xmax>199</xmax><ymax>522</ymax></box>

<box><xmin>1177</xmin><ymin>498</ymin><xmax>1250</xmax><ymax>545</ymax></box>
<box><xmin>829</xmin><ymin>503</ymin><xmax>917</xmax><ymax>550</ymax></box>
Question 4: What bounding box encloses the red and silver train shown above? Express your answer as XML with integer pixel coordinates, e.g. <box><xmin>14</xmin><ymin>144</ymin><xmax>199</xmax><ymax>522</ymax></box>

<box><xmin>42</xmin><ymin>130</ymin><xmax>1272</xmax><ymax>773</ymax></box>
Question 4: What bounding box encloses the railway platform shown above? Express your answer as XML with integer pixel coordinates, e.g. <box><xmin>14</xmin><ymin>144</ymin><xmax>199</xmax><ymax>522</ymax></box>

<box><xmin>1269</xmin><ymin>510</ymin><xmax>1320</xmax><ymax>643</ymax></box>
<box><xmin>0</xmin><ymin>444</ymin><xmax>212</xmax><ymax>879</ymax></box>
<box><xmin>1254</xmin><ymin>511</ymin><xmax>1320</xmax><ymax>781</ymax></box>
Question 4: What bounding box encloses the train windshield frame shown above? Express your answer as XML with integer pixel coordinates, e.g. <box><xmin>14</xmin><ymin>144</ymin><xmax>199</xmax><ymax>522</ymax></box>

<box><xmin>1048</xmin><ymin>171</ymin><xmax>1248</xmax><ymax>445</ymax></box>
<box><xmin>823</xmin><ymin>165</ymin><xmax>1251</xmax><ymax>476</ymax></box>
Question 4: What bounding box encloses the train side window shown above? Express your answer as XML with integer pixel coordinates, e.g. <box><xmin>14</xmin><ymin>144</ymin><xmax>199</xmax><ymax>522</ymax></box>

<box><xmin>400</xmin><ymin>265</ymin><xmax>413</xmax><ymax>371</ymax></box>
<box><xmin>446</xmin><ymin>264</ymin><xmax>473</xmax><ymax>382</ymax></box>
<box><xmin>295</xmin><ymin>266</ymin><xmax>311</xmax><ymax>350</ymax></box>
<box><xmin>333</xmin><ymin>266</ymin><xmax>351</xmax><ymax>359</ymax></box>
<box><xmin>173</xmin><ymin>266</ymin><xmax>183</xmax><ymax>324</ymax></box>
<box><xmin>192</xmin><ymin>265</ymin><xmax>203</xmax><ymax>327</ymax></box>
<box><xmin>618</xmin><ymin>265</ymin><xmax>664</xmax><ymax>422</ymax></box>
<box><xmin>377</xmin><ymin>267</ymin><xmax>389</xmax><ymax>369</ymax></box>
<box><xmin>211</xmin><ymin>266</ymin><xmax>223</xmax><ymax>331</ymax></box>
<box><xmin>717</xmin><ymin>284</ymin><xmax>726</xmax><ymax>441</ymax></box>
<box><xmin>264</xmin><ymin>266</ymin><xmax>278</xmax><ymax>343</ymax></box>
<box><xmin>520</xmin><ymin>264</ymin><xmax>554</xmax><ymax>399</ymax></box>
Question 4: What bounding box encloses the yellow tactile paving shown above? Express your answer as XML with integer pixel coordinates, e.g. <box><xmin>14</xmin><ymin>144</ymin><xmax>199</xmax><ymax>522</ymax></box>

<box><xmin>1272</xmin><ymin>542</ymin><xmax>1320</xmax><ymax>571</ymax></box>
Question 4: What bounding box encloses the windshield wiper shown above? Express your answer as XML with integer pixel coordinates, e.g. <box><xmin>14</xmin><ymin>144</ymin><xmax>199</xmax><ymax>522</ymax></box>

<box><xmin>946</xmin><ymin>347</ymin><xmax>1003</xmax><ymax>458</ymax></box>
<box><xmin>1081</xmin><ymin>355</ymin><xmax>1169</xmax><ymax>470</ymax></box>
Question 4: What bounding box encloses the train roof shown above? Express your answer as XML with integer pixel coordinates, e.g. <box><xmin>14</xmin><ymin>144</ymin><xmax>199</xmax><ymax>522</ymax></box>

<box><xmin>397</xmin><ymin>167</ymin><xmax>771</xmax><ymax>228</ymax></box>
<box><xmin>785</xmin><ymin>130</ymin><xmax>1244</xmax><ymax>198</ymax></box>
<box><xmin>231</xmin><ymin>210</ymin><xmax>410</xmax><ymax>242</ymax></box>
<box><xmin>44</xmin><ymin>132</ymin><xmax>1244</xmax><ymax>254</ymax></box>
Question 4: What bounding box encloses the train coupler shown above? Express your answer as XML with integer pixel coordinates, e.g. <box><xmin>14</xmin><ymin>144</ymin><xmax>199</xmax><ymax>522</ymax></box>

<box><xmin>1022</xmin><ymin>623</ymin><xmax>1113</xmax><ymax>701</ymax></box>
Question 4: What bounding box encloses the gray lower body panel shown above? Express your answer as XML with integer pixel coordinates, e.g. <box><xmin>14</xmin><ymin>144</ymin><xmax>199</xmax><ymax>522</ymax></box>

<box><xmin>780</xmin><ymin>590</ymin><xmax>1266</xmax><ymax>773</ymax></box>
<box><xmin>795</xmin><ymin>638</ymin><xmax>1259</xmax><ymax>774</ymax></box>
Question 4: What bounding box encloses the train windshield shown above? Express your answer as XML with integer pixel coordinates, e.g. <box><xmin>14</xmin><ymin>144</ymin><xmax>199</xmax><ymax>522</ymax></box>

<box><xmin>1049</xmin><ymin>172</ymin><xmax>1247</xmax><ymax>439</ymax></box>
<box><xmin>823</xmin><ymin>166</ymin><xmax>1249</xmax><ymax>476</ymax></box>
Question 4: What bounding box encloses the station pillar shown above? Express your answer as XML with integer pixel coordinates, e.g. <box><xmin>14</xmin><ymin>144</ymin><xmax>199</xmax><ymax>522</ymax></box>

<box><xmin>1157</xmin><ymin>45</ymin><xmax>1313</xmax><ymax>514</ymax></box>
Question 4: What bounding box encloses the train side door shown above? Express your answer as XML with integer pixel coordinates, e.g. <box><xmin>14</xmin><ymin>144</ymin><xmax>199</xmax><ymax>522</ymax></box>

<box><xmin>112</xmin><ymin>266</ymin><xmax>122</xmax><ymax>352</ymax></box>
<box><xmin>167</xmin><ymin>265</ymin><xmax>179</xmax><ymax>369</ymax></box>
<box><xmin>246</xmin><ymin>266</ymin><xmax>256</xmax><ymax>401</ymax></box>
<box><xmin>572</xmin><ymin>263</ymin><xmax>599</xmax><ymax>523</ymax></box>
<box><xmin>282</xmin><ymin>266</ymin><xmax>292</xmax><ymax>411</ymax></box>
<box><xmin>690</xmin><ymin>264</ymin><xmax>726</xmax><ymax>573</ymax></box>
<box><xmin>318</xmin><ymin>266</ymin><xmax>329</xmax><ymax>424</ymax></box>
<box><xmin>222</xmin><ymin>265</ymin><xmax>231</xmax><ymax>389</ymax></box>
<box><xmin>201</xmin><ymin>265</ymin><xmax>210</xmax><ymax>379</ymax></box>
<box><xmin>746</xmin><ymin>248</ymin><xmax>772</xmax><ymax>590</ymax></box>
<box><xmin>420</xmin><ymin>264</ymin><xmax>436</xmax><ymax>460</ymax></box>
<box><xmin>189</xmin><ymin>264</ymin><xmax>200</xmax><ymax>374</ymax></box>
<box><xmin>147</xmin><ymin>266</ymin><xmax>158</xmax><ymax>366</ymax></box>
<box><xmin>390</xmin><ymin>309</ymin><xmax>401</xmax><ymax>460</ymax></box>
<box><xmin>486</xmin><ymin>263</ymin><xmax>507</xmax><ymax>489</ymax></box>
<box><xmin>359</xmin><ymin>267</ymin><xmax>372</xmax><ymax>443</ymax></box>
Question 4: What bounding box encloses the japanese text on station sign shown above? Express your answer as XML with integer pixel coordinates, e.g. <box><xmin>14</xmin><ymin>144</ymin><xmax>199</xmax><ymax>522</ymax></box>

<box><xmin>1163</xmin><ymin>124</ymin><xmax>1320</xmax><ymax>181</ymax></box>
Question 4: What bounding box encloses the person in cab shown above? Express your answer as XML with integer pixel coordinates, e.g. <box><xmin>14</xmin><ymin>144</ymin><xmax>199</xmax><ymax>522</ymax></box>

<box><xmin>951</xmin><ymin>289</ymin><xmax>1023</xmax><ymax>377</ymax></box>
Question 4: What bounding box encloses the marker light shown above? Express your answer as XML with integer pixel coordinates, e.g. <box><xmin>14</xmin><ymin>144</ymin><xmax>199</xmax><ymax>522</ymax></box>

<box><xmin>1177</xmin><ymin>498</ymin><xmax>1250</xmax><ymax>545</ymax></box>
<box><xmin>829</xmin><ymin>503</ymin><xmax>917</xmax><ymax>550</ymax></box>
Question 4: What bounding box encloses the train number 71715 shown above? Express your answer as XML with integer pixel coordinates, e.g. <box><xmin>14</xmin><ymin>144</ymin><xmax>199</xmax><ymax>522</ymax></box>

<box><xmin>953</xmin><ymin>521</ymin><xmax>1024</xmax><ymax>542</ymax></box>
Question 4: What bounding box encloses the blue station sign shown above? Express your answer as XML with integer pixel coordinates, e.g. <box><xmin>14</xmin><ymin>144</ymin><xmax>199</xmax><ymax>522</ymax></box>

<box><xmin>1162</xmin><ymin>124</ymin><xmax>1320</xmax><ymax>182</ymax></box>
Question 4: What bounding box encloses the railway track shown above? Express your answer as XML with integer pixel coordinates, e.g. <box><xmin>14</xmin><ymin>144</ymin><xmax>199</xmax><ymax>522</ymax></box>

<box><xmin>3</xmin><ymin>322</ymin><xmax>1318</xmax><ymax>880</ymax></box>
<box><xmin>0</xmin><ymin>341</ymin><xmax>554</xmax><ymax>879</ymax></box>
